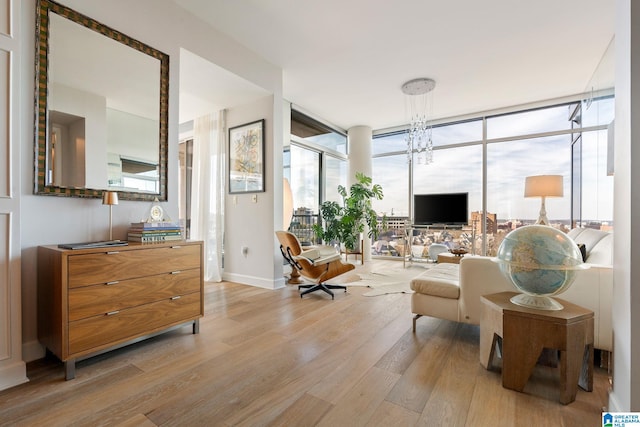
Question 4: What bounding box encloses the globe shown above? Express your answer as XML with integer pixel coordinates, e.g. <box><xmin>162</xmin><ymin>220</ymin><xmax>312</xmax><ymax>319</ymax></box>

<box><xmin>495</xmin><ymin>225</ymin><xmax>587</xmax><ymax>310</ymax></box>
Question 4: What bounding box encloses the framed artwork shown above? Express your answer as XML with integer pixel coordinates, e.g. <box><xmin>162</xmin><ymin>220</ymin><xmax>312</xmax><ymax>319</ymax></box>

<box><xmin>228</xmin><ymin>119</ymin><xmax>265</xmax><ymax>194</ymax></box>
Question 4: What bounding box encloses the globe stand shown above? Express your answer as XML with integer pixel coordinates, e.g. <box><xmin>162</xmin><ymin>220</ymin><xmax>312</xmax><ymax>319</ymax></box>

<box><xmin>510</xmin><ymin>293</ymin><xmax>564</xmax><ymax>311</ymax></box>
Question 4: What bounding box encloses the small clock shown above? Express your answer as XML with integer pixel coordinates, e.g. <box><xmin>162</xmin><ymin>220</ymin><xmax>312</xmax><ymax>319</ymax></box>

<box><xmin>150</xmin><ymin>204</ymin><xmax>164</xmax><ymax>222</ymax></box>
<box><xmin>145</xmin><ymin>198</ymin><xmax>166</xmax><ymax>223</ymax></box>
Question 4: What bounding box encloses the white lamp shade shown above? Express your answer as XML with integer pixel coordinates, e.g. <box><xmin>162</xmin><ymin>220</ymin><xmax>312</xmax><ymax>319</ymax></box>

<box><xmin>524</xmin><ymin>175</ymin><xmax>564</xmax><ymax>198</ymax></box>
<box><xmin>283</xmin><ymin>178</ymin><xmax>293</xmax><ymax>230</ymax></box>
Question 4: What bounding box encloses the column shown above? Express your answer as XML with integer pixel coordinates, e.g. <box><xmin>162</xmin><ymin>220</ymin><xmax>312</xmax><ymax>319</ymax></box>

<box><xmin>347</xmin><ymin>125</ymin><xmax>373</xmax><ymax>260</ymax></box>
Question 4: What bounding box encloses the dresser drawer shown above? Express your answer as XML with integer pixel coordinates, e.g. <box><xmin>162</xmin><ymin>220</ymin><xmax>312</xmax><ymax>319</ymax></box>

<box><xmin>68</xmin><ymin>244</ymin><xmax>201</xmax><ymax>288</ymax></box>
<box><xmin>68</xmin><ymin>268</ymin><xmax>201</xmax><ymax>321</ymax></box>
<box><xmin>68</xmin><ymin>291</ymin><xmax>201</xmax><ymax>356</ymax></box>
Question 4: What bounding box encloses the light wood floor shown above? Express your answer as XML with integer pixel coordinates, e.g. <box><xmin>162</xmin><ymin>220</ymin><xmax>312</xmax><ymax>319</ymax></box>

<box><xmin>0</xmin><ymin>261</ymin><xmax>610</xmax><ymax>427</ymax></box>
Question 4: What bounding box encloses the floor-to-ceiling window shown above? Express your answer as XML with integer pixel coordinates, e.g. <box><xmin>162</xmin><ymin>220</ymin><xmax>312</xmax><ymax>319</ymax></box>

<box><xmin>285</xmin><ymin>110</ymin><xmax>348</xmax><ymax>244</ymax></box>
<box><xmin>372</xmin><ymin>96</ymin><xmax>614</xmax><ymax>258</ymax></box>
<box><xmin>573</xmin><ymin>96</ymin><xmax>615</xmax><ymax>230</ymax></box>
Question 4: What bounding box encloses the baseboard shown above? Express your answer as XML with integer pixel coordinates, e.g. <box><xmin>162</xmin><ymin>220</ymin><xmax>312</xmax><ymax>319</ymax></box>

<box><xmin>0</xmin><ymin>360</ymin><xmax>28</xmax><ymax>391</ymax></box>
<box><xmin>23</xmin><ymin>339</ymin><xmax>46</xmax><ymax>363</ymax></box>
<box><xmin>222</xmin><ymin>272</ymin><xmax>286</xmax><ymax>290</ymax></box>
<box><xmin>608</xmin><ymin>391</ymin><xmax>624</xmax><ymax>412</ymax></box>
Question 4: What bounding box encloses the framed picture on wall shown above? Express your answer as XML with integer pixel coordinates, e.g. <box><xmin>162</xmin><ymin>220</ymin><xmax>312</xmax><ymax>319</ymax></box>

<box><xmin>228</xmin><ymin>119</ymin><xmax>265</xmax><ymax>194</ymax></box>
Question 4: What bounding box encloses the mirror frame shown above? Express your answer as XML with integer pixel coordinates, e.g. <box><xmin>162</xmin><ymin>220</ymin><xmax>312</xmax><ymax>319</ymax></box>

<box><xmin>34</xmin><ymin>0</ymin><xmax>169</xmax><ymax>201</ymax></box>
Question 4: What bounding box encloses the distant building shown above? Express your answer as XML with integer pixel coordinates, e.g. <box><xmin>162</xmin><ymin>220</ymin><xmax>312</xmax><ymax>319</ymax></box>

<box><xmin>471</xmin><ymin>211</ymin><xmax>498</xmax><ymax>234</ymax></box>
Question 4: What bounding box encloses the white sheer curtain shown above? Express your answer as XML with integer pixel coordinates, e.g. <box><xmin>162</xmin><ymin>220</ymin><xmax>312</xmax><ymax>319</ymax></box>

<box><xmin>190</xmin><ymin>110</ymin><xmax>226</xmax><ymax>282</ymax></box>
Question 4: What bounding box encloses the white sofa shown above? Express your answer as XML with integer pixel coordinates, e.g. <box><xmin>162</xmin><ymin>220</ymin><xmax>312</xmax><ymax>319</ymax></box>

<box><xmin>410</xmin><ymin>227</ymin><xmax>613</xmax><ymax>351</ymax></box>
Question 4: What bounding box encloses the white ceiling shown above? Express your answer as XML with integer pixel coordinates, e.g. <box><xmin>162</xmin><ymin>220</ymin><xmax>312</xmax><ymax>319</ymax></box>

<box><xmin>173</xmin><ymin>0</ymin><xmax>615</xmax><ymax>131</ymax></box>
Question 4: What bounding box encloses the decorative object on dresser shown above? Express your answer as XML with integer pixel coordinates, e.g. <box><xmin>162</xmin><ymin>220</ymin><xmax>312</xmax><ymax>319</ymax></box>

<box><xmin>128</xmin><ymin>222</ymin><xmax>183</xmax><ymax>242</ymax></box>
<box><xmin>37</xmin><ymin>240</ymin><xmax>204</xmax><ymax>380</ymax></box>
<box><xmin>127</xmin><ymin>199</ymin><xmax>184</xmax><ymax>242</ymax></box>
<box><xmin>102</xmin><ymin>191</ymin><xmax>119</xmax><ymax>240</ymax></box>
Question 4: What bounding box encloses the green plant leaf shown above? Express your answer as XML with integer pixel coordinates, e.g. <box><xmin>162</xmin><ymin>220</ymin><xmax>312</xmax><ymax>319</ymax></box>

<box><xmin>314</xmin><ymin>173</ymin><xmax>387</xmax><ymax>251</ymax></box>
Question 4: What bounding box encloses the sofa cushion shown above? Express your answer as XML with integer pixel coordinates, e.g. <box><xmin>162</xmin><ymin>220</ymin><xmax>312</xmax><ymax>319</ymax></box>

<box><xmin>567</xmin><ymin>227</ymin><xmax>613</xmax><ymax>265</ymax></box>
<box><xmin>586</xmin><ymin>233</ymin><xmax>613</xmax><ymax>265</ymax></box>
<box><xmin>577</xmin><ymin>243</ymin><xmax>587</xmax><ymax>262</ymax></box>
<box><xmin>410</xmin><ymin>264</ymin><xmax>460</xmax><ymax>299</ymax></box>
<box><xmin>567</xmin><ymin>228</ymin><xmax>608</xmax><ymax>256</ymax></box>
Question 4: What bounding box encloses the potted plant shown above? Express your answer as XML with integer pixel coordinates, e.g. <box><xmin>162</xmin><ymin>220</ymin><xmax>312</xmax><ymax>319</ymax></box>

<box><xmin>313</xmin><ymin>172</ymin><xmax>386</xmax><ymax>252</ymax></box>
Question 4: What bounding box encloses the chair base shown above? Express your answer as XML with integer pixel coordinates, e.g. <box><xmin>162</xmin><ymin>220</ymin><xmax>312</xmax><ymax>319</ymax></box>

<box><xmin>299</xmin><ymin>283</ymin><xmax>347</xmax><ymax>299</ymax></box>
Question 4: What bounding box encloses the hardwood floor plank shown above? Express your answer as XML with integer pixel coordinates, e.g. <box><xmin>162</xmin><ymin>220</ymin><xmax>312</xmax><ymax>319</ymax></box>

<box><xmin>465</xmin><ymin>368</ymin><xmax>520</xmax><ymax>426</ymax></box>
<box><xmin>113</xmin><ymin>413</ymin><xmax>158</xmax><ymax>427</ymax></box>
<box><xmin>223</xmin><ymin>291</ymin><xmax>411</xmax><ymax>426</ymax></box>
<box><xmin>265</xmin><ymin>393</ymin><xmax>333</xmax><ymax>427</ymax></box>
<box><xmin>307</xmin><ymin>301</ymin><xmax>412</xmax><ymax>404</ymax></box>
<box><xmin>0</xmin><ymin>364</ymin><xmax>144</xmax><ymax>427</ymax></box>
<box><xmin>316</xmin><ymin>366</ymin><xmax>401</xmax><ymax>427</ymax></box>
<box><xmin>384</xmin><ymin>320</ymin><xmax>459</xmax><ymax>412</ymax></box>
<box><xmin>366</xmin><ymin>400</ymin><xmax>421</xmax><ymax>427</ymax></box>
<box><xmin>417</xmin><ymin>323</ymin><xmax>480</xmax><ymax>426</ymax></box>
<box><xmin>375</xmin><ymin>314</ymin><xmax>442</xmax><ymax>375</ymax></box>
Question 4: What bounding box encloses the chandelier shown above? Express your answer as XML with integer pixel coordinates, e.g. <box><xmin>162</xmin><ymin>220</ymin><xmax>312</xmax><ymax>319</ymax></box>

<box><xmin>402</xmin><ymin>78</ymin><xmax>436</xmax><ymax>165</ymax></box>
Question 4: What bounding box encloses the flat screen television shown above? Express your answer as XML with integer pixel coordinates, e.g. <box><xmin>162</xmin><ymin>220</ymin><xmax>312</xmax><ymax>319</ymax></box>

<box><xmin>413</xmin><ymin>193</ymin><xmax>468</xmax><ymax>226</ymax></box>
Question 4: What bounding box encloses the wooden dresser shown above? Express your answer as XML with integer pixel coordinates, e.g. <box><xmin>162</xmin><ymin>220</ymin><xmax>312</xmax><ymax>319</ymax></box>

<box><xmin>37</xmin><ymin>240</ymin><xmax>203</xmax><ymax>379</ymax></box>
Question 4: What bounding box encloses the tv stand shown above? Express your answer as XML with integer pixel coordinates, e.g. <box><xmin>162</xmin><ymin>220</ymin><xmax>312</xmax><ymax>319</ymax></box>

<box><xmin>414</xmin><ymin>224</ymin><xmax>463</xmax><ymax>230</ymax></box>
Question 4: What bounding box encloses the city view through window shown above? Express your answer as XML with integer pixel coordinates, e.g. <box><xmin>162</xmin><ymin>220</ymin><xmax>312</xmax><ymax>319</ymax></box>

<box><xmin>287</xmin><ymin>97</ymin><xmax>614</xmax><ymax>258</ymax></box>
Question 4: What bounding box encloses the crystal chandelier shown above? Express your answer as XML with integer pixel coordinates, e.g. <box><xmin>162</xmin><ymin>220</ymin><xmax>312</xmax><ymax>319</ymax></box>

<box><xmin>402</xmin><ymin>78</ymin><xmax>436</xmax><ymax>165</ymax></box>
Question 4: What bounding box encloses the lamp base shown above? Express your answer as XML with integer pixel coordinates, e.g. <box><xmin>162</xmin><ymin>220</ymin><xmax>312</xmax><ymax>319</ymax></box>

<box><xmin>535</xmin><ymin>196</ymin><xmax>551</xmax><ymax>225</ymax></box>
<box><xmin>510</xmin><ymin>293</ymin><xmax>564</xmax><ymax>311</ymax></box>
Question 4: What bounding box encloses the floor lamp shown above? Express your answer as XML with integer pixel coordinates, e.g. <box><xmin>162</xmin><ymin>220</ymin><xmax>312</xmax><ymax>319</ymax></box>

<box><xmin>524</xmin><ymin>175</ymin><xmax>563</xmax><ymax>225</ymax></box>
<box><xmin>102</xmin><ymin>191</ymin><xmax>119</xmax><ymax>240</ymax></box>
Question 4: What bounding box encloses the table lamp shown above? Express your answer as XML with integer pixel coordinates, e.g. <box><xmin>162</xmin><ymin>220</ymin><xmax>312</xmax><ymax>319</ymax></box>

<box><xmin>524</xmin><ymin>175</ymin><xmax>563</xmax><ymax>225</ymax></box>
<box><xmin>102</xmin><ymin>191</ymin><xmax>119</xmax><ymax>240</ymax></box>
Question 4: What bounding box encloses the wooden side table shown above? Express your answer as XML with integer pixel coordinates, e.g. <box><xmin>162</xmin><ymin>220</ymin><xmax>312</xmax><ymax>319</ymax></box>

<box><xmin>437</xmin><ymin>252</ymin><xmax>464</xmax><ymax>264</ymax></box>
<box><xmin>341</xmin><ymin>240</ymin><xmax>364</xmax><ymax>265</ymax></box>
<box><xmin>480</xmin><ymin>291</ymin><xmax>594</xmax><ymax>404</ymax></box>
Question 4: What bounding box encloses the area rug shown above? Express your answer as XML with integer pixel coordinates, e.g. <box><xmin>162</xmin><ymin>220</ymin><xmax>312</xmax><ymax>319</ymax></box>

<box><xmin>362</xmin><ymin>281</ymin><xmax>415</xmax><ymax>296</ymax></box>
<box><xmin>325</xmin><ymin>263</ymin><xmax>430</xmax><ymax>296</ymax></box>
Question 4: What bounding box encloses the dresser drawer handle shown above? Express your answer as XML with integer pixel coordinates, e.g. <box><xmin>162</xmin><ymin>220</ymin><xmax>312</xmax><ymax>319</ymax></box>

<box><xmin>105</xmin><ymin>281</ymin><xmax>119</xmax><ymax>285</ymax></box>
<box><xmin>170</xmin><ymin>271</ymin><xmax>182</xmax><ymax>275</ymax></box>
<box><xmin>170</xmin><ymin>245</ymin><xmax>182</xmax><ymax>249</ymax></box>
<box><xmin>105</xmin><ymin>310</ymin><xmax>120</xmax><ymax>316</ymax></box>
<box><xmin>106</xmin><ymin>251</ymin><xmax>120</xmax><ymax>255</ymax></box>
<box><xmin>170</xmin><ymin>296</ymin><xmax>181</xmax><ymax>300</ymax></box>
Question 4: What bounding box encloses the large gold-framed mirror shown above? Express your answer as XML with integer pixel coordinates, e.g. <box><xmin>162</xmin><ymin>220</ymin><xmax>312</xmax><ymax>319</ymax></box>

<box><xmin>34</xmin><ymin>0</ymin><xmax>169</xmax><ymax>201</ymax></box>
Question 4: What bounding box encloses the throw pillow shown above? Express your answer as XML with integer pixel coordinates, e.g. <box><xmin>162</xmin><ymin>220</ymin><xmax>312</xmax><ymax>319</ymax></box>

<box><xmin>577</xmin><ymin>243</ymin><xmax>587</xmax><ymax>262</ymax></box>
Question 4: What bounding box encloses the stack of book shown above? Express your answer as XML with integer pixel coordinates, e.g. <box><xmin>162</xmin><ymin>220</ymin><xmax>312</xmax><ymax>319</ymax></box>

<box><xmin>128</xmin><ymin>222</ymin><xmax>183</xmax><ymax>243</ymax></box>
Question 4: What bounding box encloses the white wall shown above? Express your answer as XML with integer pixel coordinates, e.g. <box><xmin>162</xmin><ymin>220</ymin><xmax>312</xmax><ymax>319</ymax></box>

<box><xmin>611</xmin><ymin>0</ymin><xmax>640</xmax><ymax>412</ymax></box>
<box><xmin>19</xmin><ymin>0</ymin><xmax>284</xmax><ymax>362</ymax></box>
<box><xmin>223</xmin><ymin>95</ymin><xmax>285</xmax><ymax>289</ymax></box>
